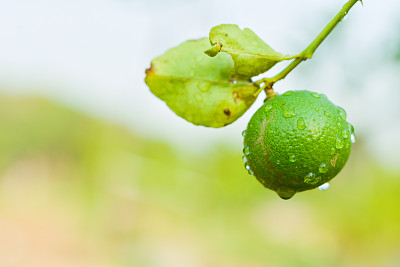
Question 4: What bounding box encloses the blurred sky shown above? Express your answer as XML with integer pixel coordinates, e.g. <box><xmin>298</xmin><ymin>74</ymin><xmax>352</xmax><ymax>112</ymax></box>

<box><xmin>0</xmin><ymin>0</ymin><xmax>400</xmax><ymax>170</ymax></box>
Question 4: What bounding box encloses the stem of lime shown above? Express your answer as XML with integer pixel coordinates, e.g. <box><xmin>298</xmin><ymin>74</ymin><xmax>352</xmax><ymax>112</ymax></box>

<box><xmin>254</xmin><ymin>0</ymin><xmax>362</xmax><ymax>92</ymax></box>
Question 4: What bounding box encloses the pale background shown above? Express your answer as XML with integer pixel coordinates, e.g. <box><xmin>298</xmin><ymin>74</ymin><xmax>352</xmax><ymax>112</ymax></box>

<box><xmin>1</xmin><ymin>0</ymin><xmax>399</xmax><ymax>169</ymax></box>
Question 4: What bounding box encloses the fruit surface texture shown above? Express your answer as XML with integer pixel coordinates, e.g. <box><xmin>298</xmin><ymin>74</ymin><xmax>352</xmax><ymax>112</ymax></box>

<box><xmin>242</xmin><ymin>90</ymin><xmax>354</xmax><ymax>199</ymax></box>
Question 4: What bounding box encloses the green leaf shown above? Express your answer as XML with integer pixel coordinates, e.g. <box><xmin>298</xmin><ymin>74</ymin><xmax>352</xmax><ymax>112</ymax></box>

<box><xmin>145</xmin><ymin>38</ymin><xmax>259</xmax><ymax>128</ymax></box>
<box><xmin>208</xmin><ymin>24</ymin><xmax>297</xmax><ymax>79</ymax></box>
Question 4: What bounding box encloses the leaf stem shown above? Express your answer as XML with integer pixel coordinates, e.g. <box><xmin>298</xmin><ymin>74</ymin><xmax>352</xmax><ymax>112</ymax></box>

<box><xmin>255</xmin><ymin>0</ymin><xmax>362</xmax><ymax>91</ymax></box>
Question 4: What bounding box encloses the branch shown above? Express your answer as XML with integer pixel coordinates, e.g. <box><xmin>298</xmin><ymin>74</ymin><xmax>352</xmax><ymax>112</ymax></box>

<box><xmin>255</xmin><ymin>0</ymin><xmax>362</xmax><ymax>94</ymax></box>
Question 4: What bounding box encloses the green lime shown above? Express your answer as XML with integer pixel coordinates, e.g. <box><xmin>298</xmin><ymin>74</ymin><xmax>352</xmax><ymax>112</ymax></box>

<box><xmin>242</xmin><ymin>90</ymin><xmax>354</xmax><ymax>199</ymax></box>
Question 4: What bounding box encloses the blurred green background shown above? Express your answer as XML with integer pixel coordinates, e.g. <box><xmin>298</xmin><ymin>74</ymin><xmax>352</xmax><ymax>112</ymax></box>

<box><xmin>1</xmin><ymin>0</ymin><xmax>400</xmax><ymax>266</ymax></box>
<box><xmin>1</xmin><ymin>94</ymin><xmax>399</xmax><ymax>267</ymax></box>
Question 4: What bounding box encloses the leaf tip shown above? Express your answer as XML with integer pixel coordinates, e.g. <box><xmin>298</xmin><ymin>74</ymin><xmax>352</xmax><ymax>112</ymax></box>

<box><xmin>204</xmin><ymin>42</ymin><xmax>222</xmax><ymax>57</ymax></box>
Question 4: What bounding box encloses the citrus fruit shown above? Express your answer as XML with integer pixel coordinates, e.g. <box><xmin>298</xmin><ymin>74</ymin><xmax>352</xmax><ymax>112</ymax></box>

<box><xmin>242</xmin><ymin>90</ymin><xmax>355</xmax><ymax>199</ymax></box>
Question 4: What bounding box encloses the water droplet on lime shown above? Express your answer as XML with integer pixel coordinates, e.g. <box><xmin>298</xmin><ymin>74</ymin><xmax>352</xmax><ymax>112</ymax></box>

<box><xmin>342</xmin><ymin>129</ymin><xmax>349</xmax><ymax>139</ymax></box>
<box><xmin>315</xmin><ymin>108</ymin><xmax>320</xmax><ymax>112</ymax></box>
<box><xmin>265</xmin><ymin>103</ymin><xmax>273</xmax><ymax>112</ymax></box>
<box><xmin>318</xmin><ymin>183</ymin><xmax>330</xmax><ymax>191</ymax></box>
<box><xmin>242</xmin><ymin>155</ymin><xmax>248</xmax><ymax>163</ymax></box>
<box><xmin>243</xmin><ymin>146</ymin><xmax>250</xmax><ymax>155</ymax></box>
<box><xmin>351</xmin><ymin>132</ymin><xmax>356</xmax><ymax>143</ymax></box>
<box><xmin>311</xmin><ymin>92</ymin><xmax>321</xmax><ymax>98</ymax></box>
<box><xmin>304</xmin><ymin>173</ymin><xmax>318</xmax><ymax>184</ymax></box>
<box><xmin>319</xmin><ymin>163</ymin><xmax>328</xmax><ymax>173</ymax></box>
<box><xmin>348</xmin><ymin>123</ymin><xmax>356</xmax><ymax>143</ymax></box>
<box><xmin>324</xmin><ymin>111</ymin><xmax>331</xmax><ymax>117</ymax></box>
<box><xmin>276</xmin><ymin>187</ymin><xmax>296</xmax><ymax>200</ymax></box>
<box><xmin>242</xmin><ymin>130</ymin><xmax>247</xmax><ymax>137</ymax></box>
<box><xmin>283</xmin><ymin>91</ymin><xmax>294</xmax><ymax>96</ymax></box>
<box><xmin>337</xmin><ymin>106</ymin><xmax>347</xmax><ymax>120</ymax></box>
<box><xmin>297</xmin><ymin>117</ymin><xmax>306</xmax><ymax>130</ymax></box>
<box><xmin>282</xmin><ymin>106</ymin><xmax>296</xmax><ymax>118</ymax></box>
<box><xmin>289</xmin><ymin>154</ymin><xmax>296</xmax><ymax>162</ymax></box>
<box><xmin>348</xmin><ymin>123</ymin><xmax>355</xmax><ymax>134</ymax></box>
<box><xmin>335</xmin><ymin>136</ymin><xmax>344</xmax><ymax>149</ymax></box>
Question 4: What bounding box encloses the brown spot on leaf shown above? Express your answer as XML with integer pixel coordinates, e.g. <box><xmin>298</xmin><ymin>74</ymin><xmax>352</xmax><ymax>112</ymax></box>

<box><xmin>224</xmin><ymin>109</ymin><xmax>231</xmax><ymax>116</ymax></box>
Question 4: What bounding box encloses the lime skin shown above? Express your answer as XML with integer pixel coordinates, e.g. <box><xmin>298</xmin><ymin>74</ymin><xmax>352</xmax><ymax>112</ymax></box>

<box><xmin>242</xmin><ymin>90</ymin><xmax>354</xmax><ymax>199</ymax></box>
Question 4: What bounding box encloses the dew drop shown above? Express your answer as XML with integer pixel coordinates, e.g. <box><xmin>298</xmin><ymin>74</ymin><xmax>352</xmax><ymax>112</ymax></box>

<box><xmin>311</xmin><ymin>92</ymin><xmax>321</xmax><ymax>98</ymax></box>
<box><xmin>243</xmin><ymin>146</ymin><xmax>250</xmax><ymax>155</ymax></box>
<box><xmin>348</xmin><ymin>123</ymin><xmax>356</xmax><ymax>143</ymax></box>
<box><xmin>337</xmin><ymin>106</ymin><xmax>347</xmax><ymax>120</ymax></box>
<box><xmin>335</xmin><ymin>136</ymin><xmax>344</xmax><ymax>149</ymax></box>
<box><xmin>242</xmin><ymin>130</ymin><xmax>247</xmax><ymax>137</ymax></box>
<box><xmin>283</xmin><ymin>90</ymin><xmax>294</xmax><ymax>96</ymax></box>
<box><xmin>264</xmin><ymin>103</ymin><xmax>273</xmax><ymax>112</ymax></box>
<box><xmin>283</xmin><ymin>111</ymin><xmax>296</xmax><ymax>118</ymax></box>
<box><xmin>324</xmin><ymin>111</ymin><xmax>331</xmax><ymax>118</ymax></box>
<box><xmin>282</xmin><ymin>106</ymin><xmax>296</xmax><ymax>118</ymax></box>
<box><xmin>276</xmin><ymin>187</ymin><xmax>296</xmax><ymax>200</ymax></box>
<box><xmin>315</xmin><ymin>108</ymin><xmax>320</xmax><ymax>112</ymax></box>
<box><xmin>304</xmin><ymin>173</ymin><xmax>319</xmax><ymax>184</ymax></box>
<box><xmin>308</xmin><ymin>100</ymin><xmax>314</xmax><ymax>103</ymax></box>
<box><xmin>244</xmin><ymin>164</ymin><xmax>254</xmax><ymax>175</ymax></box>
<box><xmin>297</xmin><ymin>117</ymin><xmax>306</xmax><ymax>130</ymax></box>
<box><xmin>242</xmin><ymin>155</ymin><xmax>248</xmax><ymax>163</ymax></box>
<box><xmin>342</xmin><ymin>129</ymin><xmax>349</xmax><ymax>139</ymax></box>
<box><xmin>330</xmin><ymin>147</ymin><xmax>336</xmax><ymax>155</ymax></box>
<box><xmin>319</xmin><ymin>163</ymin><xmax>328</xmax><ymax>173</ymax></box>
<box><xmin>351</xmin><ymin>132</ymin><xmax>357</xmax><ymax>143</ymax></box>
<box><xmin>342</xmin><ymin>11</ymin><xmax>348</xmax><ymax>21</ymax></box>
<box><xmin>276</xmin><ymin>160</ymin><xmax>281</xmax><ymax>165</ymax></box>
<box><xmin>348</xmin><ymin>123</ymin><xmax>355</xmax><ymax>134</ymax></box>
<box><xmin>198</xmin><ymin>83</ymin><xmax>210</xmax><ymax>92</ymax></box>
<box><xmin>318</xmin><ymin>183</ymin><xmax>330</xmax><ymax>191</ymax></box>
<box><xmin>289</xmin><ymin>154</ymin><xmax>296</xmax><ymax>162</ymax></box>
